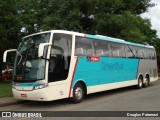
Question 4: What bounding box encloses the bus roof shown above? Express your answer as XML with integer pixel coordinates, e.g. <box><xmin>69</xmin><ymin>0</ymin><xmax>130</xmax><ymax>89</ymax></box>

<box><xmin>86</xmin><ymin>34</ymin><xmax>154</xmax><ymax>49</ymax></box>
<box><xmin>22</xmin><ymin>30</ymin><xmax>154</xmax><ymax>49</ymax></box>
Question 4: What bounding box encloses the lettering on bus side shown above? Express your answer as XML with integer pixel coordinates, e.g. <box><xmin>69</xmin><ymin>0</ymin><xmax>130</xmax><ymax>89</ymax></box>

<box><xmin>87</xmin><ymin>56</ymin><xmax>100</xmax><ymax>62</ymax></box>
<box><xmin>101</xmin><ymin>61</ymin><xmax>124</xmax><ymax>71</ymax></box>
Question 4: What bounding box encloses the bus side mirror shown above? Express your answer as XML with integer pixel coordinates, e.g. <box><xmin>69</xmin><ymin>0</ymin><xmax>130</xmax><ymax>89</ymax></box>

<box><xmin>3</xmin><ymin>49</ymin><xmax>17</xmax><ymax>63</ymax></box>
<box><xmin>38</xmin><ymin>43</ymin><xmax>52</xmax><ymax>58</ymax></box>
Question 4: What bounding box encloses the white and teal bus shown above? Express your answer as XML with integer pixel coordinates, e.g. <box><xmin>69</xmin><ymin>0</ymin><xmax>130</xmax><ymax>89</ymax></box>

<box><xmin>3</xmin><ymin>30</ymin><xmax>158</xmax><ymax>103</ymax></box>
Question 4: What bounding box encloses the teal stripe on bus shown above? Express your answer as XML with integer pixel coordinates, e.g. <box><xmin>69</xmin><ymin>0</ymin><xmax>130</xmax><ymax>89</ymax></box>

<box><xmin>72</xmin><ymin>57</ymin><xmax>139</xmax><ymax>88</ymax></box>
<box><xmin>14</xmin><ymin>83</ymin><xmax>39</xmax><ymax>87</ymax></box>
<box><xmin>86</xmin><ymin>34</ymin><xmax>145</xmax><ymax>47</ymax></box>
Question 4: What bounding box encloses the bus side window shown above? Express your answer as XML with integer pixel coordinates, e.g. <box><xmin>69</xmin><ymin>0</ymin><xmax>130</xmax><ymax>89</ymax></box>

<box><xmin>143</xmin><ymin>48</ymin><xmax>149</xmax><ymax>59</ymax></box>
<box><xmin>96</xmin><ymin>49</ymin><xmax>104</xmax><ymax>56</ymax></box>
<box><xmin>125</xmin><ymin>45</ymin><xmax>134</xmax><ymax>58</ymax></box>
<box><xmin>148</xmin><ymin>50</ymin><xmax>152</xmax><ymax>60</ymax></box>
<box><xmin>75</xmin><ymin>37</ymin><xmax>94</xmax><ymax>56</ymax></box>
<box><xmin>111</xmin><ymin>42</ymin><xmax>125</xmax><ymax>58</ymax></box>
<box><xmin>75</xmin><ymin>48</ymin><xmax>85</xmax><ymax>55</ymax></box>
<box><xmin>95</xmin><ymin>40</ymin><xmax>111</xmax><ymax>57</ymax></box>
<box><xmin>129</xmin><ymin>46</ymin><xmax>137</xmax><ymax>58</ymax></box>
<box><xmin>150</xmin><ymin>50</ymin><xmax>156</xmax><ymax>60</ymax></box>
<box><xmin>136</xmin><ymin>47</ymin><xmax>144</xmax><ymax>59</ymax></box>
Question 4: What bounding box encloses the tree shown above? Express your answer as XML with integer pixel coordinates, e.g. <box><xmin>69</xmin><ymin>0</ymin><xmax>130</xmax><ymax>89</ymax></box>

<box><xmin>0</xmin><ymin>0</ymin><xmax>160</xmax><ymax>75</ymax></box>
<box><xmin>0</xmin><ymin>0</ymin><xmax>20</xmax><ymax>75</ymax></box>
<box><xmin>14</xmin><ymin>0</ymin><xmax>156</xmax><ymax>42</ymax></box>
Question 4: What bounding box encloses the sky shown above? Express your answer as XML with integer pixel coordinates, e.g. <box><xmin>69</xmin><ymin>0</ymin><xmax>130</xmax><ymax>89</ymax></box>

<box><xmin>141</xmin><ymin>0</ymin><xmax>160</xmax><ymax>38</ymax></box>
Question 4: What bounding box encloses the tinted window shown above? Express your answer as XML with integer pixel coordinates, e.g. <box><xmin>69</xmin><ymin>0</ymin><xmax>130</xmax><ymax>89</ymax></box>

<box><xmin>136</xmin><ymin>47</ymin><xmax>143</xmax><ymax>59</ymax></box>
<box><xmin>95</xmin><ymin>40</ymin><xmax>111</xmax><ymax>57</ymax></box>
<box><xmin>125</xmin><ymin>45</ymin><xmax>134</xmax><ymax>58</ymax></box>
<box><xmin>129</xmin><ymin>45</ymin><xmax>145</xmax><ymax>59</ymax></box>
<box><xmin>149</xmin><ymin>49</ymin><xmax>156</xmax><ymax>60</ymax></box>
<box><xmin>143</xmin><ymin>48</ymin><xmax>149</xmax><ymax>59</ymax></box>
<box><xmin>48</xmin><ymin>33</ymin><xmax>72</xmax><ymax>82</ymax></box>
<box><xmin>75</xmin><ymin>37</ymin><xmax>95</xmax><ymax>56</ymax></box>
<box><xmin>111</xmin><ymin>42</ymin><xmax>125</xmax><ymax>57</ymax></box>
<box><xmin>129</xmin><ymin>46</ymin><xmax>137</xmax><ymax>57</ymax></box>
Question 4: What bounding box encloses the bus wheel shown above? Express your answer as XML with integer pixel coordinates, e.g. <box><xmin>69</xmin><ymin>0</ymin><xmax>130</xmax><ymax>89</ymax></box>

<box><xmin>72</xmin><ymin>83</ymin><xmax>84</xmax><ymax>103</ymax></box>
<box><xmin>143</xmin><ymin>76</ymin><xmax>150</xmax><ymax>87</ymax></box>
<box><xmin>137</xmin><ymin>76</ymin><xmax>143</xmax><ymax>89</ymax></box>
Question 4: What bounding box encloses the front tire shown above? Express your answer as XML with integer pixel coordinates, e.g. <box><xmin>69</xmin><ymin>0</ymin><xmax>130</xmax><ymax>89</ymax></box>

<box><xmin>71</xmin><ymin>83</ymin><xmax>84</xmax><ymax>103</ymax></box>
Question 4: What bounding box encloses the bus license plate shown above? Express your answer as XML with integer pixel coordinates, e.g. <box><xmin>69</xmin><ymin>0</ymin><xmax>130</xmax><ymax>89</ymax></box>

<box><xmin>21</xmin><ymin>94</ymin><xmax>27</xmax><ymax>98</ymax></box>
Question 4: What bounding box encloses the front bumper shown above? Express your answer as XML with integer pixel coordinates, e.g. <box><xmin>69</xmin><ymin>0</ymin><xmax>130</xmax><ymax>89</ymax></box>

<box><xmin>12</xmin><ymin>88</ymin><xmax>51</xmax><ymax>101</ymax></box>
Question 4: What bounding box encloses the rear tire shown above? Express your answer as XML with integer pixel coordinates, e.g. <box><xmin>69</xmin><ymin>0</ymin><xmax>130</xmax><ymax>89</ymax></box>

<box><xmin>71</xmin><ymin>83</ymin><xmax>85</xmax><ymax>103</ymax></box>
<box><xmin>137</xmin><ymin>76</ymin><xmax>143</xmax><ymax>89</ymax></box>
<box><xmin>143</xmin><ymin>76</ymin><xmax>150</xmax><ymax>87</ymax></box>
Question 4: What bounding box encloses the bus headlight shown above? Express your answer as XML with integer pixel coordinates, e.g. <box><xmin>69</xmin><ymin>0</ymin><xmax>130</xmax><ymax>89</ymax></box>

<box><xmin>33</xmin><ymin>84</ymin><xmax>48</xmax><ymax>90</ymax></box>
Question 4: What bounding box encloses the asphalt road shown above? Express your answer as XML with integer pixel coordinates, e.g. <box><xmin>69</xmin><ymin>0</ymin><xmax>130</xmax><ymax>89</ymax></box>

<box><xmin>0</xmin><ymin>80</ymin><xmax>160</xmax><ymax>120</ymax></box>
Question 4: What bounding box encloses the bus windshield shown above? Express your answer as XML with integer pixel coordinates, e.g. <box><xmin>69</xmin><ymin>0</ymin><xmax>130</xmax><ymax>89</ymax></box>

<box><xmin>13</xmin><ymin>33</ymin><xmax>51</xmax><ymax>82</ymax></box>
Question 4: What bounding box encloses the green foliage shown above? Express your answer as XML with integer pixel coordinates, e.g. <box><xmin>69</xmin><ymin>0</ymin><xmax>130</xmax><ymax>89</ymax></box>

<box><xmin>0</xmin><ymin>0</ymin><xmax>18</xmax><ymax>73</ymax></box>
<box><xmin>99</xmin><ymin>12</ymin><xmax>148</xmax><ymax>42</ymax></box>
<box><xmin>0</xmin><ymin>0</ymin><xmax>160</xmax><ymax>73</ymax></box>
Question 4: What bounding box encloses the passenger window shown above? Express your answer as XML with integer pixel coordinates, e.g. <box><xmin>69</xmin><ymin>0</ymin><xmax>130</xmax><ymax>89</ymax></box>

<box><xmin>125</xmin><ymin>45</ymin><xmax>134</xmax><ymax>58</ymax></box>
<box><xmin>150</xmin><ymin>50</ymin><xmax>156</xmax><ymax>60</ymax></box>
<box><xmin>111</xmin><ymin>42</ymin><xmax>125</xmax><ymax>58</ymax></box>
<box><xmin>148</xmin><ymin>50</ymin><xmax>152</xmax><ymax>59</ymax></box>
<box><xmin>95</xmin><ymin>40</ymin><xmax>111</xmax><ymax>57</ymax></box>
<box><xmin>75</xmin><ymin>37</ymin><xmax>95</xmax><ymax>56</ymax></box>
<box><xmin>136</xmin><ymin>47</ymin><xmax>143</xmax><ymax>59</ymax></box>
<box><xmin>129</xmin><ymin>46</ymin><xmax>137</xmax><ymax>57</ymax></box>
<box><xmin>143</xmin><ymin>48</ymin><xmax>149</xmax><ymax>59</ymax></box>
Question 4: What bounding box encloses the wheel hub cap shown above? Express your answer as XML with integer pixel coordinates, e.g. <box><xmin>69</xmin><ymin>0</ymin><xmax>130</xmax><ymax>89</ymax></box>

<box><xmin>75</xmin><ymin>87</ymin><xmax>82</xmax><ymax>100</ymax></box>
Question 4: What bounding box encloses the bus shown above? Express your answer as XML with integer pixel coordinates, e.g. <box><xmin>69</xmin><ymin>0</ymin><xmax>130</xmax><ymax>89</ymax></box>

<box><xmin>3</xmin><ymin>30</ymin><xmax>158</xmax><ymax>103</ymax></box>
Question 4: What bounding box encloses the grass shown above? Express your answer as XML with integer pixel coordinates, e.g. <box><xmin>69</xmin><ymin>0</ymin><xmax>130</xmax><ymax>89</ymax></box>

<box><xmin>0</xmin><ymin>82</ymin><xmax>13</xmax><ymax>98</ymax></box>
